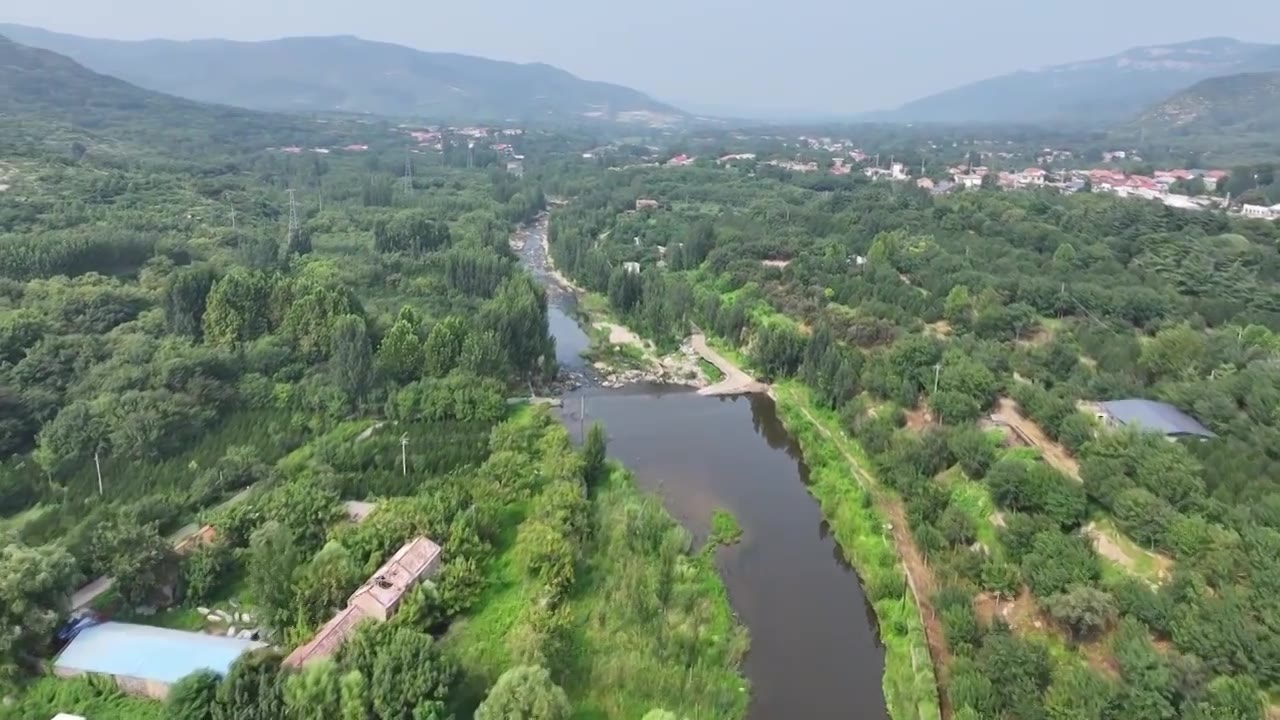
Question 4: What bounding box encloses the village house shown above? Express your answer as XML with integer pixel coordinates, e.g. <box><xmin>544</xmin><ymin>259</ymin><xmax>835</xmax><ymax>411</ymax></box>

<box><xmin>283</xmin><ymin>537</ymin><xmax>443</xmax><ymax>668</ymax></box>
<box><xmin>635</xmin><ymin>198</ymin><xmax>660</xmax><ymax>211</ymax></box>
<box><xmin>1241</xmin><ymin>204</ymin><xmax>1278</xmax><ymax>220</ymax></box>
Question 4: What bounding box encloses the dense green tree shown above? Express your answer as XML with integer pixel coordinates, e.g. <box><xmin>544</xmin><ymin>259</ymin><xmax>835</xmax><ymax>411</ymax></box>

<box><xmin>164</xmin><ymin>266</ymin><xmax>216</xmax><ymax>338</ymax></box>
<box><xmin>582</xmin><ymin>423</ymin><xmax>607</xmax><ymax>488</ymax></box>
<box><xmin>475</xmin><ymin>665</ymin><xmax>572</xmax><ymax>720</ymax></box>
<box><xmin>331</xmin><ymin>315</ymin><xmax>373</xmax><ymax>408</ymax></box>
<box><xmin>92</xmin><ymin>519</ymin><xmax>176</xmax><ymax>607</ymax></box>
<box><xmin>166</xmin><ymin>670</ymin><xmax>222</xmax><ymax>720</ymax></box>
<box><xmin>284</xmin><ymin>659</ymin><xmax>341</xmax><ymax>720</ymax></box>
<box><xmin>0</xmin><ymin>540</ymin><xmax>78</xmax><ymax>683</ymax></box>
<box><xmin>247</xmin><ymin>521</ymin><xmax>302</xmax><ymax>631</ymax></box>
<box><xmin>1045</xmin><ymin>585</ymin><xmax>1118</xmax><ymax>640</ymax></box>
<box><xmin>423</xmin><ymin>316</ymin><xmax>468</xmax><ymax>378</ymax></box>
<box><xmin>1043</xmin><ymin>665</ymin><xmax>1114</xmax><ymax>720</ymax></box>
<box><xmin>338</xmin><ymin>670</ymin><xmax>370</xmax><ymax>720</ymax></box>
<box><xmin>375</xmin><ymin>319</ymin><xmax>423</xmax><ymax>384</ymax></box>
<box><xmin>293</xmin><ymin>541</ymin><xmax>362</xmax><ymax>627</ymax></box>
<box><xmin>213</xmin><ymin>651</ymin><xmax>284</xmax><ymax>720</ymax></box>
<box><xmin>1021</xmin><ymin>530</ymin><xmax>1099</xmax><ymax>596</ymax></box>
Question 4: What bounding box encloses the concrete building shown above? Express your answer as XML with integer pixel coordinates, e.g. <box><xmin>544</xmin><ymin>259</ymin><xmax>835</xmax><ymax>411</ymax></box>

<box><xmin>53</xmin><ymin>622</ymin><xmax>265</xmax><ymax>699</ymax></box>
<box><xmin>283</xmin><ymin>537</ymin><xmax>442</xmax><ymax>668</ymax></box>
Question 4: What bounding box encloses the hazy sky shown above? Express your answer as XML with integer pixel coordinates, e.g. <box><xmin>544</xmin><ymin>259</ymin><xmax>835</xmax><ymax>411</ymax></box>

<box><xmin>6</xmin><ymin>0</ymin><xmax>1280</xmax><ymax>116</ymax></box>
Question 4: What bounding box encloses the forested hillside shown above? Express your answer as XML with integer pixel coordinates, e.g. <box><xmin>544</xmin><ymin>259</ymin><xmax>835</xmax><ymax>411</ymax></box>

<box><xmin>0</xmin><ymin>25</ymin><xmax>686</xmax><ymax>125</ymax></box>
<box><xmin>0</xmin><ymin>42</ymin><xmax>741</xmax><ymax>720</ymax></box>
<box><xmin>545</xmin><ymin>163</ymin><xmax>1280</xmax><ymax>720</ymax></box>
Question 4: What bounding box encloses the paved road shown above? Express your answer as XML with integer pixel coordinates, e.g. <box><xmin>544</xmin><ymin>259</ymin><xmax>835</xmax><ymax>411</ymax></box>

<box><xmin>691</xmin><ymin>333</ymin><xmax>769</xmax><ymax>396</ymax></box>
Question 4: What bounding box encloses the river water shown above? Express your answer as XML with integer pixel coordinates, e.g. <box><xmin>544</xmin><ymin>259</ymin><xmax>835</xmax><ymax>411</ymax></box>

<box><xmin>517</xmin><ymin>217</ymin><xmax>888</xmax><ymax>720</ymax></box>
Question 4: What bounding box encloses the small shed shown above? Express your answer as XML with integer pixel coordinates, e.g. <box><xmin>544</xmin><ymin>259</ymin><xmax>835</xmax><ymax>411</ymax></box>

<box><xmin>1095</xmin><ymin>399</ymin><xmax>1215</xmax><ymax>439</ymax></box>
<box><xmin>53</xmin><ymin>622</ymin><xmax>266</xmax><ymax>699</ymax></box>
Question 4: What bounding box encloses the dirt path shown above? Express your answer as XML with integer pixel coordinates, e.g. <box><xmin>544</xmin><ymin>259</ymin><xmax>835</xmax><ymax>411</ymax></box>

<box><xmin>990</xmin><ymin>397</ymin><xmax>1080</xmax><ymax>479</ymax></box>
<box><xmin>989</xmin><ymin>398</ymin><xmax>1174</xmax><ymax>581</ymax></box>
<box><xmin>691</xmin><ymin>333</ymin><xmax>769</xmax><ymax>396</ymax></box>
<box><xmin>797</xmin><ymin>405</ymin><xmax>951</xmax><ymax>720</ymax></box>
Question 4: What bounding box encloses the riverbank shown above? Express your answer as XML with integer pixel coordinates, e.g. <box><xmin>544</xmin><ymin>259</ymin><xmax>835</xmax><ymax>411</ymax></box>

<box><xmin>527</xmin><ymin>216</ymin><xmax>712</xmax><ymax>389</ymax></box>
<box><xmin>691</xmin><ymin>340</ymin><xmax>943</xmax><ymax>720</ymax></box>
<box><xmin>772</xmin><ymin>383</ymin><xmax>944</xmax><ymax>720</ymax></box>
<box><xmin>444</xmin><ymin>438</ymin><xmax>749</xmax><ymax>719</ymax></box>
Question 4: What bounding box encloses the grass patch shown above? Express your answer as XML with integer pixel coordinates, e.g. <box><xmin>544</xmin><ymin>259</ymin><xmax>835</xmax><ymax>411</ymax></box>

<box><xmin>581</xmin><ymin>326</ymin><xmax>651</xmax><ymax>372</ymax></box>
<box><xmin>940</xmin><ymin>471</ymin><xmax>1005</xmax><ymax>560</ymax></box>
<box><xmin>699</xmin><ymin>358</ymin><xmax>725</xmax><ymax>382</ymax></box>
<box><xmin>0</xmin><ymin>676</ymin><xmax>162</xmax><ymax>720</ymax></box>
<box><xmin>708</xmin><ymin>508</ymin><xmax>742</xmax><ymax>546</ymax></box>
<box><xmin>562</xmin><ymin>467</ymin><xmax>748</xmax><ymax>720</ymax></box>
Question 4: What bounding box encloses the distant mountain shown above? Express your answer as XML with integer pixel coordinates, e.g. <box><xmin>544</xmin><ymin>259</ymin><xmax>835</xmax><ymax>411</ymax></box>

<box><xmin>874</xmin><ymin>38</ymin><xmax>1280</xmax><ymax>126</ymax></box>
<box><xmin>1136</xmin><ymin>71</ymin><xmax>1280</xmax><ymax>136</ymax></box>
<box><xmin>0</xmin><ymin>35</ymin><xmax>344</xmax><ymax>156</ymax></box>
<box><xmin>0</xmin><ymin>24</ymin><xmax>686</xmax><ymax>126</ymax></box>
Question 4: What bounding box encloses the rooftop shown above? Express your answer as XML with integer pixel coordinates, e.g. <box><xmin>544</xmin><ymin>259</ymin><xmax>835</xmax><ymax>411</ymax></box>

<box><xmin>1099</xmin><ymin>399</ymin><xmax>1215</xmax><ymax>439</ymax></box>
<box><xmin>352</xmin><ymin>536</ymin><xmax>442</xmax><ymax>609</ymax></box>
<box><xmin>54</xmin><ymin>622</ymin><xmax>265</xmax><ymax>684</ymax></box>
<box><xmin>282</xmin><ymin>605</ymin><xmax>371</xmax><ymax>668</ymax></box>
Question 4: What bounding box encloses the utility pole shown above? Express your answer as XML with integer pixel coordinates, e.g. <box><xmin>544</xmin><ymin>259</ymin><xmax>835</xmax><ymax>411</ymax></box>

<box><xmin>286</xmin><ymin>188</ymin><xmax>299</xmax><ymax>249</ymax></box>
<box><xmin>933</xmin><ymin>363</ymin><xmax>942</xmax><ymax>394</ymax></box>
<box><xmin>400</xmin><ymin>433</ymin><xmax>409</xmax><ymax>476</ymax></box>
<box><xmin>579</xmin><ymin>396</ymin><xmax>586</xmax><ymax>441</ymax></box>
<box><xmin>467</xmin><ymin>142</ymin><xmax>475</xmax><ymax>170</ymax></box>
<box><xmin>93</xmin><ymin>450</ymin><xmax>104</xmax><ymax>496</ymax></box>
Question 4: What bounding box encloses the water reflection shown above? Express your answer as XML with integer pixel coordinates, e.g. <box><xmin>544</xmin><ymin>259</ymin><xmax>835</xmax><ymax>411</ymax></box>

<box><xmin>561</xmin><ymin>389</ymin><xmax>889</xmax><ymax>720</ymax></box>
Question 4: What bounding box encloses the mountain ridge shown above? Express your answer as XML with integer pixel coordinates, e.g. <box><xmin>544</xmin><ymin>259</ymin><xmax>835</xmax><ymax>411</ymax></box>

<box><xmin>872</xmin><ymin>37</ymin><xmax>1280</xmax><ymax>126</ymax></box>
<box><xmin>1135</xmin><ymin>70</ymin><xmax>1280</xmax><ymax>136</ymax></box>
<box><xmin>0</xmin><ymin>24</ymin><xmax>686</xmax><ymax>125</ymax></box>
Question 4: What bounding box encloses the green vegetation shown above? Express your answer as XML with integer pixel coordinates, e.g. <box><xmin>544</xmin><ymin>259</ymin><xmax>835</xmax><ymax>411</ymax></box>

<box><xmin>708</xmin><ymin>508</ymin><xmax>742</xmax><ymax>546</ymax></box>
<box><xmin>698</xmin><ymin>358</ymin><xmax>725</xmax><ymax>383</ymax></box>
<box><xmin>543</xmin><ymin>158</ymin><xmax>1280</xmax><ymax>719</ymax></box>
<box><xmin>0</xmin><ymin>41</ymin><xmax>742</xmax><ymax>720</ymax></box>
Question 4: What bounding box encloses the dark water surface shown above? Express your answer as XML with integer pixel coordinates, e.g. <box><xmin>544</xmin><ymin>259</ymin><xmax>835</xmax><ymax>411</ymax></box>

<box><xmin>561</xmin><ymin>387</ymin><xmax>889</xmax><ymax>720</ymax></box>
<box><xmin>520</xmin><ymin>216</ymin><xmax>888</xmax><ymax>720</ymax></box>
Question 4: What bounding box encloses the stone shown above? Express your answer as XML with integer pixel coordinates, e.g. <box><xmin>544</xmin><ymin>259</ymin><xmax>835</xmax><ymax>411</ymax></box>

<box><xmin>226</xmin><ymin>626</ymin><xmax>237</xmax><ymax>636</ymax></box>
<box><xmin>206</xmin><ymin>613</ymin><xmax>221</xmax><ymax>622</ymax></box>
<box><xmin>196</xmin><ymin>606</ymin><xmax>211</xmax><ymax>615</ymax></box>
<box><xmin>240</xmin><ymin>612</ymin><xmax>253</xmax><ymax>624</ymax></box>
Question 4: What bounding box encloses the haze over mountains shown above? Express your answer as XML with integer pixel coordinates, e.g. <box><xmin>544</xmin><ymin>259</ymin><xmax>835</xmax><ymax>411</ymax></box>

<box><xmin>872</xmin><ymin>37</ymin><xmax>1280</xmax><ymax>126</ymax></box>
<box><xmin>0</xmin><ymin>23</ymin><xmax>687</xmax><ymax>126</ymax></box>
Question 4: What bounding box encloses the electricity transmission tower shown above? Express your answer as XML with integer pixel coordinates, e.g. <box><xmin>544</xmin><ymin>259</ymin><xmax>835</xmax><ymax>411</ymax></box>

<box><xmin>467</xmin><ymin>142</ymin><xmax>475</xmax><ymax>170</ymax></box>
<box><xmin>402</xmin><ymin>150</ymin><xmax>413</xmax><ymax>192</ymax></box>
<box><xmin>286</xmin><ymin>189</ymin><xmax>300</xmax><ymax>249</ymax></box>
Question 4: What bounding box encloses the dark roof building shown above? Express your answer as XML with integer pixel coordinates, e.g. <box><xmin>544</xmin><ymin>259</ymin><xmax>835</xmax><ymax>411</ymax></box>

<box><xmin>1097</xmin><ymin>399</ymin><xmax>1215</xmax><ymax>439</ymax></box>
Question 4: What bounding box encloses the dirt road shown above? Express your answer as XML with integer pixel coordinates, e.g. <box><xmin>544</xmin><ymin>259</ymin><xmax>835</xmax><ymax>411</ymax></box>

<box><xmin>692</xmin><ymin>333</ymin><xmax>769</xmax><ymax>396</ymax></box>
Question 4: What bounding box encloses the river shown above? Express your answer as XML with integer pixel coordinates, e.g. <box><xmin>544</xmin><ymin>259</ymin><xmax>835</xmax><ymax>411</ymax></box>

<box><xmin>516</xmin><ymin>216</ymin><xmax>889</xmax><ymax>720</ymax></box>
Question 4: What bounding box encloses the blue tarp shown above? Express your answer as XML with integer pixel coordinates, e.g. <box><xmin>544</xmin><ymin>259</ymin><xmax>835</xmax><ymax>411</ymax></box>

<box><xmin>54</xmin><ymin>622</ymin><xmax>265</xmax><ymax>684</ymax></box>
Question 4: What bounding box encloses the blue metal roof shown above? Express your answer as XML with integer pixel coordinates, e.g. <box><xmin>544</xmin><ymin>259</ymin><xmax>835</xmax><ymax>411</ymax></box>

<box><xmin>1100</xmin><ymin>399</ymin><xmax>1215</xmax><ymax>438</ymax></box>
<box><xmin>54</xmin><ymin>622</ymin><xmax>265</xmax><ymax>684</ymax></box>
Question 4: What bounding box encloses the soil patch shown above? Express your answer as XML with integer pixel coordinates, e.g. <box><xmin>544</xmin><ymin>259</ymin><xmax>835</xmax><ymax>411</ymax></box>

<box><xmin>989</xmin><ymin>397</ymin><xmax>1080</xmax><ymax>480</ymax></box>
